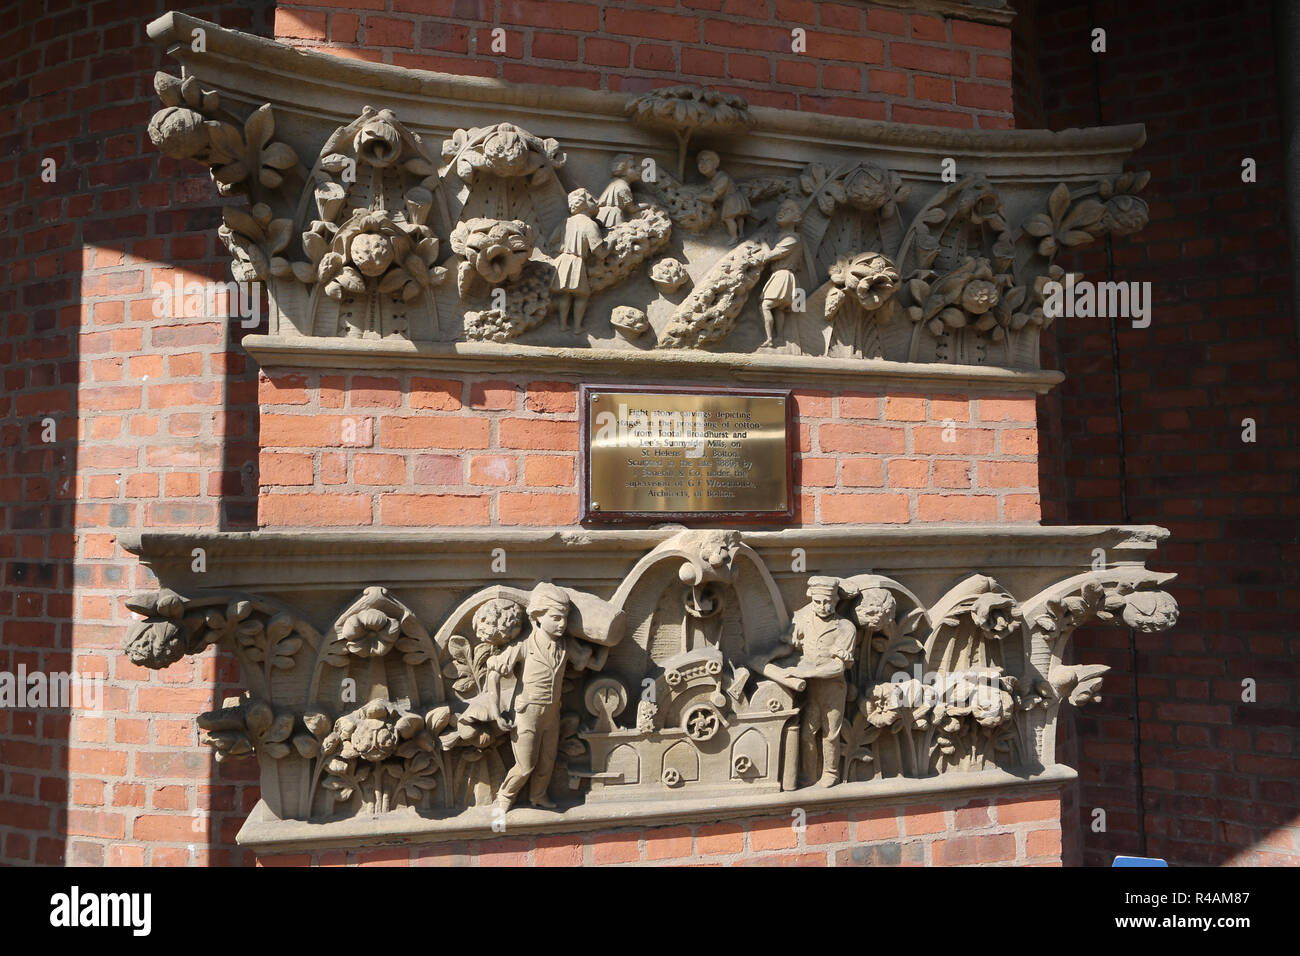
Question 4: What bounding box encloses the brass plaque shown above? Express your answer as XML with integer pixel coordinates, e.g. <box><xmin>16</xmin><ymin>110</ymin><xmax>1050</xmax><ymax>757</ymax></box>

<box><xmin>581</xmin><ymin>385</ymin><xmax>792</xmax><ymax>522</ymax></box>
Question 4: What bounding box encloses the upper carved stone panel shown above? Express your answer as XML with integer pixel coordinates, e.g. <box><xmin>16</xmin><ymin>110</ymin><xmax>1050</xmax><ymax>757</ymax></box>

<box><xmin>145</xmin><ymin>14</ymin><xmax>1148</xmax><ymax>374</ymax></box>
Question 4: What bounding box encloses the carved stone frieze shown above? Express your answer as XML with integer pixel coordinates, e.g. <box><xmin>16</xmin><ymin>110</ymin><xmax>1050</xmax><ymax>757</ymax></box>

<box><xmin>144</xmin><ymin>13</ymin><xmax>1149</xmax><ymax>377</ymax></box>
<box><xmin>121</xmin><ymin>525</ymin><xmax>1177</xmax><ymax>845</ymax></box>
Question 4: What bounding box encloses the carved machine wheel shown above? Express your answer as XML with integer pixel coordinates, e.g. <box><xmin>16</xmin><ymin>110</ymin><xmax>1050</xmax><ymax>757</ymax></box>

<box><xmin>682</xmin><ymin>703</ymin><xmax>721</xmax><ymax>741</ymax></box>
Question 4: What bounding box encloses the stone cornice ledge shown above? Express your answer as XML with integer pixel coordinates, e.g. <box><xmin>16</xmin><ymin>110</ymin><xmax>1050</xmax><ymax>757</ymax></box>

<box><xmin>146</xmin><ymin>11</ymin><xmax>1137</xmax><ymax>175</ymax></box>
<box><xmin>242</xmin><ymin>335</ymin><xmax>1066</xmax><ymax>393</ymax></box>
<box><xmin>869</xmin><ymin>0</ymin><xmax>1015</xmax><ymax>27</ymax></box>
<box><xmin>236</xmin><ymin>765</ymin><xmax>1073</xmax><ymax>852</ymax></box>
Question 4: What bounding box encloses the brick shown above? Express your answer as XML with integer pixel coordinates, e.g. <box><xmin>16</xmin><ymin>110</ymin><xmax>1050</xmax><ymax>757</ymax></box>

<box><xmin>822</xmin><ymin>493</ymin><xmax>909</xmax><ymax>524</ymax></box>
<box><xmin>977</xmin><ymin>397</ymin><xmax>1036</xmax><ymax>423</ymax></box>
<box><xmin>469</xmin><ymin>380</ymin><xmax>517</xmax><ymax>410</ymax></box>
<box><xmin>410</xmin><ymin>377</ymin><xmax>462</xmax><ymax>410</ymax></box>
<box><xmin>697</xmin><ymin>823</ymin><xmax>744</xmax><ymax>855</ymax></box>
<box><xmin>887</xmin><ymin>458</ymin><xmax>929</xmax><ymax>487</ymax></box>
<box><xmin>592</xmin><ymin>831</ymin><xmax>641</xmax><ymax>864</ymax></box>
<box><xmin>997</xmin><ymin>796</ymin><xmax>1059</xmax><ymax>824</ymax></box>
<box><xmin>524</xmin><ymin>455</ymin><xmax>574</xmax><ymax>487</ymax></box>
<box><xmin>525</xmin><ymin>381</ymin><xmax>577</xmax><ymax>414</ymax></box>
<box><xmin>917</xmin><ymin>494</ymin><xmax>998</xmax><ymax>522</ymax></box>
<box><xmin>903</xmin><ymin>804</ymin><xmax>946</xmax><ymax>835</ymax></box>
<box><xmin>749</xmin><ymin>817</ymin><xmax>799</xmax><ymax>851</ymax></box>
<box><xmin>498</xmin><ymin>492</ymin><xmax>578</xmax><ymax>525</ymax></box>
<box><xmin>819</xmin><ymin>423</ymin><xmax>905</xmax><ymax>454</ymax></box>
<box><xmin>931</xmin><ymin>832</ymin><xmax>1016</xmax><ymax>865</ymax></box>
<box><xmin>469</xmin><ymin>455</ymin><xmax>516</xmax><ymax>486</ymax></box>
<box><xmin>1026</xmin><ymin>827</ymin><xmax>1063</xmax><ymax>859</ymax></box>
<box><xmin>355</xmin><ymin>454</ymin><xmax>406</xmax><ymax>485</ymax></box>
<box><xmin>260</xmin><ymin>494</ymin><xmax>372</xmax><ymax>527</ymax></box>
<box><xmin>534</xmin><ymin>835</ymin><xmax>583</xmax><ymax>866</ymax></box>
<box><xmin>381</xmin><ymin>416</ymin><xmax>489</xmax><ymax>449</ymax></box>
<box><xmin>498</xmin><ymin>418</ymin><xmax>578</xmax><ymax>450</ymax></box>
<box><xmin>262</xmin><ymin>414</ymin><xmax>374</xmax><ymax>448</ymax></box>
<box><xmin>805</xmin><ymin>812</ymin><xmax>850</xmax><ymax>845</ymax></box>
<box><xmin>381</xmin><ymin>494</ymin><xmax>489</xmax><ymax>526</ymax></box>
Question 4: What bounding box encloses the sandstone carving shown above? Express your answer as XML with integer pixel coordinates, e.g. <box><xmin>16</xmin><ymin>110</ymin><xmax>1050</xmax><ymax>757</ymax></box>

<box><xmin>123</xmin><ymin>530</ymin><xmax>1178</xmax><ymax>828</ymax></box>
<box><xmin>144</xmin><ymin>19</ymin><xmax>1151</xmax><ymax>370</ymax></box>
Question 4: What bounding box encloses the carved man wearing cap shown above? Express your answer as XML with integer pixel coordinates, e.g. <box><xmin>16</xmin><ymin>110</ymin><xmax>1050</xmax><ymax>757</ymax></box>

<box><xmin>489</xmin><ymin>583</ymin><xmax>601</xmax><ymax>810</ymax></box>
<box><xmin>776</xmin><ymin>576</ymin><xmax>859</xmax><ymax>788</ymax></box>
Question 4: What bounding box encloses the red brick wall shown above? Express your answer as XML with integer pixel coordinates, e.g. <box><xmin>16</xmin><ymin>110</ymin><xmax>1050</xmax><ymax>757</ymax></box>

<box><xmin>256</xmin><ymin>369</ymin><xmax>1042</xmax><ymax>527</ymax></box>
<box><xmin>1</xmin><ymin>1</ymin><xmax>1076</xmax><ymax>868</ymax></box>
<box><xmin>273</xmin><ymin>0</ymin><xmax>1016</xmax><ymax>128</ymax></box>
<box><xmin>0</xmin><ymin>0</ymin><xmax>273</xmax><ymax>867</ymax></box>
<box><xmin>253</xmin><ymin>790</ymin><xmax>1063</xmax><ymax>866</ymax></box>
<box><xmin>1032</xmin><ymin>0</ymin><xmax>1300</xmax><ymax>866</ymax></box>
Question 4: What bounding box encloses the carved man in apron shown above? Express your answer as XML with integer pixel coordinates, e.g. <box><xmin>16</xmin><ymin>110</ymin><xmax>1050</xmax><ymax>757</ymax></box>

<box><xmin>769</xmin><ymin>576</ymin><xmax>858</xmax><ymax>788</ymax></box>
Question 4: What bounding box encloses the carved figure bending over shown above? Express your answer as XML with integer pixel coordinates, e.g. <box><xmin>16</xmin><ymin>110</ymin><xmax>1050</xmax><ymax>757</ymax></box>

<box><xmin>766</xmin><ymin>576</ymin><xmax>858</xmax><ymax>788</ymax></box>
<box><xmin>759</xmin><ymin>199</ymin><xmax>805</xmax><ymax>347</ymax></box>
<box><xmin>596</xmin><ymin>153</ymin><xmax>642</xmax><ymax>228</ymax></box>
<box><xmin>697</xmin><ymin>149</ymin><xmax>750</xmax><ymax>242</ymax></box>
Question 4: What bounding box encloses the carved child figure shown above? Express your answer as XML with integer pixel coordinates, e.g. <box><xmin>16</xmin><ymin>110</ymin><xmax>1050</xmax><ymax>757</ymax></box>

<box><xmin>489</xmin><ymin>583</ymin><xmax>607</xmax><ymax>810</ymax></box>
<box><xmin>596</xmin><ymin>154</ymin><xmax>642</xmax><ymax>228</ymax></box>
<box><xmin>550</xmin><ymin>188</ymin><xmax>607</xmax><ymax>333</ymax></box>
<box><xmin>770</xmin><ymin>576</ymin><xmax>859</xmax><ymax>788</ymax></box>
<box><xmin>696</xmin><ymin>149</ymin><xmax>750</xmax><ymax>242</ymax></box>
<box><xmin>759</xmin><ymin>199</ymin><xmax>806</xmax><ymax>348</ymax></box>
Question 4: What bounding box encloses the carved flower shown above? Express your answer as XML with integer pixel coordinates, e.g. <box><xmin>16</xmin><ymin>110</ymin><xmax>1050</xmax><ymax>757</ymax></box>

<box><xmin>449</xmin><ymin>218</ymin><xmax>535</xmax><ymax>290</ymax></box>
<box><xmin>970</xmin><ymin>680</ymin><xmax>1014</xmax><ymax>728</ymax></box>
<box><xmin>350</xmin><ymin>232</ymin><xmax>396</xmax><ymax>277</ymax></box>
<box><xmin>961</xmin><ymin>278</ymin><xmax>999</xmax><ymax>315</ymax></box>
<box><xmin>352</xmin><ymin>111</ymin><xmax>402</xmax><ymax>168</ymax></box>
<box><xmin>124</xmin><ymin>620</ymin><xmax>186</xmax><ymax>668</ymax></box>
<box><xmin>842</xmin><ymin>164</ymin><xmax>908</xmax><ymax>213</ymax></box>
<box><xmin>1101</xmin><ymin>195</ymin><xmax>1149</xmax><ymax>236</ymax></box>
<box><xmin>148</xmin><ymin>106</ymin><xmax>209</xmax><ymax>160</ymax></box>
<box><xmin>350</xmin><ymin>717</ymin><xmax>399</xmax><ymax>762</ymax></box>
<box><xmin>908</xmin><ymin>257</ymin><xmax>1003</xmax><ymax>337</ymax></box>
<box><xmin>860</xmin><ymin>682</ymin><xmax>904</xmax><ymax>728</ymax></box>
<box><xmin>482</xmin><ymin>126</ymin><xmax>531</xmax><ymax>176</ymax></box>
<box><xmin>970</xmin><ymin>592</ymin><xmax>1019</xmax><ymax>640</ymax></box>
<box><xmin>1121</xmin><ymin>591</ymin><xmax>1178</xmax><ymax>632</ymax></box>
<box><xmin>826</xmin><ymin>252</ymin><xmax>901</xmax><ymax>321</ymax></box>
<box><xmin>954</xmin><ymin>175</ymin><xmax>1007</xmax><ymax>231</ymax></box>
<box><xmin>853</xmin><ymin>587</ymin><xmax>897</xmax><ymax>633</ymax></box>
<box><xmin>473</xmin><ymin>598</ymin><xmax>525</xmax><ymax>647</ymax></box>
<box><xmin>342</xmin><ymin>607</ymin><xmax>399</xmax><ymax>658</ymax></box>
<box><xmin>318</xmin><ymin>210</ymin><xmax>444</xmax><ymax>304</ymax></box>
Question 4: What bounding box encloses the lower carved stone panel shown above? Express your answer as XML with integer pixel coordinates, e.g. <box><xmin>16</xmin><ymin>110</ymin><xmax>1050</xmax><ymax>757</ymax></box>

<box><xmin>119</xmin><ymin>525</ymin><xmax>1176</xmax><ymax>851</ymax></box>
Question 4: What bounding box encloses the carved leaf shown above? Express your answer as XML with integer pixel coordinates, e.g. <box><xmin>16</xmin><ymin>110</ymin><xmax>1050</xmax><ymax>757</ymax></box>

<box><xmin>452</xmin><ymin>676</ymin><xmax>477</xmax><ymax>695</ymax></box>
<box><xmin>261</xmin><ymin>141</ymin><xmax>298</xmax><ymax>171</ymax></box>
<box><xmin>222</xmin><ymin>207</ymin><xmax>265</xmax><ymax>243</ymax></box>
<box><xmin>207</xmin><ymin>124</ymin><xmax>244</xmax><ymax>165</ymax></box>
<box><xmin>244</xmin><ymin>104</ymin><xmax>274</xmax><ymax>150</ymax></box>
<box><xmin>1047</xmin><ymin>183</ymin><xmax>1070</xmax><ymax>223</ymax></box>
<box><xmin>180</xmin><ymin>75</ymin><xmax>202</xmax><ymax>110</ymax></box>
<box><xmin>1022</xmin><ymin>214</ymin><xmax>1053</xmax><ymax>238</ymax></box>
<box><xmin>154</xmin><ymin>72</ymin><xmax>183</xmax><ymax>108</ymax></box>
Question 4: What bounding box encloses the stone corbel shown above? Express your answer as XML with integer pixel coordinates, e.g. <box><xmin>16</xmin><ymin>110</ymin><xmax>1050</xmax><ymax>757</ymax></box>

<box><xmin>143</xmin><ymin>13</ymin><xmax>1149</xmax><ymax>383</ymax></box>
<box><xmin>121</xmin><ymin>525</ymin><xmax>1177</xmax><ymax>849</ymax></box>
